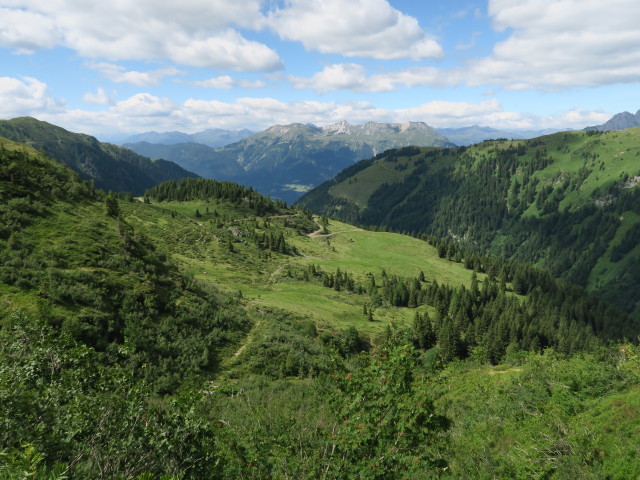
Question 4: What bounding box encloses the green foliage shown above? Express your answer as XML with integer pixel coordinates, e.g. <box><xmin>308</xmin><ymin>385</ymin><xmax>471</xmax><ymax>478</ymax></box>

<box><xmin>326</xmin><ymin>332</ymin><xmax>448</xmax><ymax>479</ymax></box>
<box><xmin>145</xmin><ymin>177</ymin><xmax>288</xmax><ymax>215</ymax></box>
<box><xmin>0</xmin><ymin>311</ymin><xmax>222</xmax><ymax>479</ymax></box>
<box><xmin>233</xmin><ymin>310</ymin><xmax>331</xmax><ymax>379</ymax></box>
<box><xmin>436</xmin><ymin>347</ymin><xmax>640</xmax><ymax>479</ymax></box>
<box><xmin>0</xmin><ymin>444</ymin><xmax>68</xmax><ymax>480</ymax></box>
<box><xmin>105</xmin><ymin>191</ymin><xmax>120</xmax><ymax>218</ymax></box>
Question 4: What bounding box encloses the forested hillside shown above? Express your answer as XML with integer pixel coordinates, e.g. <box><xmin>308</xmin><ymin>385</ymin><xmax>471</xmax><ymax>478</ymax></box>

<box><xmin>297</xmin><ymin>130</ymin><xmax>640</xmax><ymax>325</ymax></box>
<box><xmin>0</xmin><ymin>117</ymin><xmax>198</xmax><ymax>195</ymax></box>
<box><xmin>2</xmin><ymin>137</ymin><xmax>640</xmax><ymax>479</ymax></box>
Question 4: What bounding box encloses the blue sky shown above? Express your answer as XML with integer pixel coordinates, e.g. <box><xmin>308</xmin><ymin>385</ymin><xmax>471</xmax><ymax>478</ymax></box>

<box><xmin>1</xmin><ymin>0</ymin><xmax>639</xmax><ymax>140</ymax></box>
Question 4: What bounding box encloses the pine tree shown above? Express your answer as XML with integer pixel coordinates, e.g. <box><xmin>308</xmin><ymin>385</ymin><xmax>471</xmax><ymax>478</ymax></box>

<box><xmin>413</xmin><ymin>311</ymin><xmax>435</xmax><ymax>350</ymax></box>
<box><xmin>470</xmin><ymin>271</ymin><xmax>480</xmax><ymax>298</ymax></box>
<box><xmin>439</xmin><ymin>320</ymin><xmax>462</xmax><ymax>362</ymax></box>
<box><xmin>105</xmin><ymin>191</ymin><xmax>120</xmax><ymax>218</ymax></box>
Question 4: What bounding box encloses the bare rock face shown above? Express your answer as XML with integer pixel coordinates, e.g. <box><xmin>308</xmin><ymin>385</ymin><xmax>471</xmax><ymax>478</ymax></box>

<box><xmin>585</xmin><ymin>109</ymin><xmax>640</xmax><ymax>131</ymax></box>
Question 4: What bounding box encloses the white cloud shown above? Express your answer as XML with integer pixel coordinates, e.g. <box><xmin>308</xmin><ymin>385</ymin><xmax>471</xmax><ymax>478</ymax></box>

<box><xmin>0</xmin><ymin>7</ymin><xmax>60</xmax><ymax>54</ymax></box>
<box><xmin>60</xmin><ymin>94</ymin><xmax>611</xmax><ymax>136</ymax></box>
<box><xmin>289</xmin><ymin>63</ymin><xmax>459</xmax><ymax>93</ymax></box>
<box><xmin>540</xmin><ymin>108</ymin><xmax>611</xmax><ymax>129</ymax></box>
<box><xmin>114</xmin><ymin>93</ymin><xmax>178</xmax><ymax>118</ymax></box>
<box><xmin>282</xmin><ymin>1</ymin><xmax>640</xmax><ymax>92</ymax></box>
<box><xmin>268</xmin><ymin>0</ymin><xmax>442</xmax><ymax>60</ymax></box>
<box><xmin>289</xmin><ymin>64</ymin><xmax>392</xmax><ymax>93</ymax></box>
<box><xmin>191</xmin><ymin>75</ymin><xmax>266</xmax><ymax>89</ymax></box>
<box><xmin>398</xmin><ymin>99</ymin><xmax>504</xmax><ymax>125</ymax></box>
<box><xmin>165</xmin><ymin>29</ymin><xmax>283</xmax><ymax>71</ymax></box>
<box><xmin>465</xmin><ymin>0</ymin><xmax>640</xmax><ymax>89</ymax></box>
<box><xmin>0</xmin><ymin>75</ymin><xmax>612</xmax><ymax>136</ymax></box>
<box><xmin>87</xmin><ymin>62</ymin><xmax>185</xmax><ymax>87</ymax></box>
<box><xmin>0</xmin><ymin>1</ymin><xmax>282</xmax><ymax>71</ymax></box>
<box><xmin>0</xmin><ymin>76</ymin><xmax>64</xmax><ymax>117</ymax></box>
<box><xmin>82</xmin><ymin>87</ymin><xmax>113</xmax><ymax>105</ymax></box>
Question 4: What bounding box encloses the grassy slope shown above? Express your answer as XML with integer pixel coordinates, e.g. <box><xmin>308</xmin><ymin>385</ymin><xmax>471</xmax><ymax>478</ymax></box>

<box><xmin>329</xmin><ymin>157</ymin><xmax>413</xmax><ymax>208</ymax></box>
<box><xmin>323</xmin><ymin>129</ymin><xmax>640</xmax><ymax>211</ymax></box>
<box><xmin>130</xmin><ymin>200</ymin><xmax>480</xmax><ymax>335</ymax></box>
<box><xmin>434</xmin><ymin>349</ymin><xmax>640</xmax><ymax>479</ymax></box>
<box><xmin>298</xmin><ymin>129</ymin><xmax>640</xmax><ymax>322</ymax></box>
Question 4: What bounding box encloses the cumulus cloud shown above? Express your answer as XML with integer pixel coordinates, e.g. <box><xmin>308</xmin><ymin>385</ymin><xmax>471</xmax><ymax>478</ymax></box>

<box><xmin>0</xmin><ymin>0</ymin><xmax>282</xmax><ymax>71</ymax></box>
<box><xmin>0</xmin><ymin>76</ymin><xmax>65</xmax><ymax>117</ymax></box>
<box><xmin>398</xmin><ymin>99</ymin><xmax>504</xmax><ymax>126</ymax></box>
<box><xmin>289</xmin><ymin>64</ymin><xmax>390</xmax><ymax>93</ymax></box>
<box><xmin>0</xmin><ymin>74</ymin><xmax>611</xmax><ymax>136</ymax></box>
<box><xmin>268</xmin><ymin>0</ymin><xmax>442</xmax><ymax>60</ymax></box>
<box><xmin>0</xmin><ymin>7</ymin><xmax>60</xmax><ymax>54</ymax></box>
<box><xmin>48</xmin><ymin>94</ymin><xmax>611</xmax><ymax>137</ymax></box>
<box><xmin>165</xmin><ymin>30</ymin><xmax>283</xmax><ymax>71</ymax></box>
<box><xmin>285</xmin><ymin>1</ymin><xmax>640</xmax><ymax>92</ymax></box>
<box><xmin>190</xmin><ymin>75</ymin><xmax>266</xmax><ymax>89</ymax></box>
<box><xmin>87</xmin><ymin>62</ymin><xmax>185</xmax><ymax>87</ymax></box>
<box><xmin>82</xmin><ymin>87</ymin><xmax>113</xmax><ymax>106</ymax></box>
<box><xmin>465</xmin><ymin>0</ymin><xmax>640</xmax><ymax>89</ymax></box>
<box><xmin>289</xmin><ymin>63</ymin><xmax>459</xmax><ymax>93</ymax></box>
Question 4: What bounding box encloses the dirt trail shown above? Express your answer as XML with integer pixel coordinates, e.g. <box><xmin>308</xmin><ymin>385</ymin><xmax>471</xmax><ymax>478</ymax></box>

<box><xmin>307</xmin><ymin>218</ymin><xmax>362</xmax><ymax>239</ymax></box>
<box><xmin>231</xmin><ymin>319</ymin><xmax>262</xmax><ymax>359</ymax></box>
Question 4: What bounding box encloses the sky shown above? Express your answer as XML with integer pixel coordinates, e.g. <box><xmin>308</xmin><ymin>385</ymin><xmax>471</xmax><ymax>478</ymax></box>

<box><xmin>1</xmin><ymin>0</ymin><xmax>639</xmax><ymax>141</ymax></box>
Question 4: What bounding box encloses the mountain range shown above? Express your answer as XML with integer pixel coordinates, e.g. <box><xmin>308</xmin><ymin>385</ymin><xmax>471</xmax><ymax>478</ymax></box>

<box><xmin>122</xmin><ymin>127</ymin><xmax>255</xmax><ymax>148</ymax></box>
<box><xmin>585</xmin><ymin>109</ymin><xmax>640</xmax><ymax>131</ymax></box>
<box><xmin>0</xmin><ymin>117</ymin><xmax>197</xmax><ymax>195</ymax></box>
<box><xmin>125</xmin><ymin>120</ymin><xmax>454</xmax><ymax>203</ymax></box>
<box><xmin>434</xmin><ymin>126</ymin><xmax>566</xmax><ymax>146</ymax></box>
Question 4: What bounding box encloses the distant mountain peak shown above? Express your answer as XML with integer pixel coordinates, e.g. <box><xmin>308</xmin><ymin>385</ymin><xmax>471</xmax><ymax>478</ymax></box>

<box><xmin>585</xmin><ymin>108</ymin><xmax>640</xmax><ymax>131</ymax></box>
<box><xmin>319</xmin><ymin>120</ymin><xmax>444</xmax><ymax>139</ymax></box>
<box><xmin>323</xmin><ymin>120</ymin><xmax>353</xmax><ymax>135</ymax></box>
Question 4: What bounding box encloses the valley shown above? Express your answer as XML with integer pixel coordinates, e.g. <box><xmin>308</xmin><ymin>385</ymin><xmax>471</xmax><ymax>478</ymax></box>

<box><xmin>2</xmin><ymin>133</ymin><xmax>640</xmax><ymax>478</ymax></box>
<box><xmin>125</xmin><ymin>121</ymin><xmax>454</xmax><ymax>203</ymax></box>
<box><xmin>3</xmin><ymin>1</ymin><xmax>640</xmax><ymax>477</ymax></box>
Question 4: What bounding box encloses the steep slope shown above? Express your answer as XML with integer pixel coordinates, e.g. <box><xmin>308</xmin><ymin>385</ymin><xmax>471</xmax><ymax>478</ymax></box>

<box><xmin>297</xmin><ymin>129</ymin><xmax>640</xmax><ymax>323</ymax></box>
<box><xmin>0</xmin><ymin>117</ymin><xmax>198</xmax><ymax>194</ymax></box>
<box><xmin>585</xmin><ymin>109</ymin><xmax>640</xmax><ymax>131</ymax></box>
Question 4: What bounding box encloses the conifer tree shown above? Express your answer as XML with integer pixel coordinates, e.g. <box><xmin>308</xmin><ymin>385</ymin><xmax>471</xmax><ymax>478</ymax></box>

<box><xmin>105</xmin><ymin>191</ymin><xmax>120</xmax><ymax>218</ymax></box>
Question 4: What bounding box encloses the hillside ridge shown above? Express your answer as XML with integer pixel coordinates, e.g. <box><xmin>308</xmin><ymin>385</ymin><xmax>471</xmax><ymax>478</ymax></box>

<box><xmin>0</xmin><ymin>117</ymin><xmax>198</xmax><ymax>195</ymax></box>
